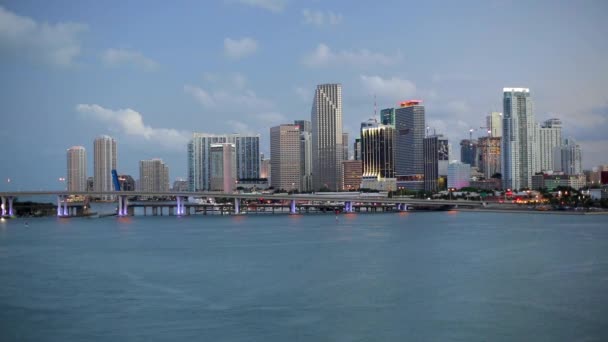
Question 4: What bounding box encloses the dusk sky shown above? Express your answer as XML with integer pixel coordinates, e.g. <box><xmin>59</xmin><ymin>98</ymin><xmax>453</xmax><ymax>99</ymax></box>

<box><xmin>1</xmin><ymin>0</ymin><xmax>606</xmax><ymax>190</ymax></box>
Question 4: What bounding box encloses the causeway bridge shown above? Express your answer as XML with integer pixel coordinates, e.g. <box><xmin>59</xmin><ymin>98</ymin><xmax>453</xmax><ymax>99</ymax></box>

<box><xmin>0</xmin><ymin>191</ymin><xmax>483</xmax><ymax>218</ymax></box>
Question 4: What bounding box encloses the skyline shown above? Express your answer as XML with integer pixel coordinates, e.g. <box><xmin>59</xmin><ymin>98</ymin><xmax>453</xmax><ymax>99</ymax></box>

<box><xmin>1</xmin><ymin>1</ymin><xmax>607</xmax><ymax>189</ymax></box>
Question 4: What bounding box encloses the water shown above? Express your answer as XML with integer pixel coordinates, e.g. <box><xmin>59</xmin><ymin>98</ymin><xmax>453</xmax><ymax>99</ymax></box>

<box><xmin>1</xmin><ymin>212</ymin><xmax>607</xmax><ymax>341</ymax></box>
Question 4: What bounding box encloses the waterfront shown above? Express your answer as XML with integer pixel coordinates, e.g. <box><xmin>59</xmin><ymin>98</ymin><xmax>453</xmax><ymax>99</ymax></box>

<box><xmin>1</xmin><ymin>212</ymin><xmax>607</xmax><ymax>341</ymax></box>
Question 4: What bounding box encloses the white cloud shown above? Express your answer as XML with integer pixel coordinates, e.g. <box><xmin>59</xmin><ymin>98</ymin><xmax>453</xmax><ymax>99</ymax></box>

<box><xmin>102</xmin><ymin>48</ymin><xmax>159</xmax><ymax>71</ymax></box>
<box><xmin>302</xmin><ymin>43</ymin><xmax>402</xmax><ymax>68</ymax></box>
<box><xmin>360</xmin><ymin>75</ymin><xmax>417</xmax><ymax>101</ymax></box>
<box><xmin>232</xmin><ymin>0</ymin><xmax>286</xmax><ymax>12</ymax></box>
<box><xmin>76</xmin><ymin>104</ymin><xmax>190</xmax><ymax>150</ymax></box>
<box><xmin>0</xmin><ymin>6</ymin><xmax>87</xmax><ymax>67</ymax></box>
<box><xmin>302</xmin><ymin>9</ymin><xmax>343</xmax><ymax>27</ymax></box>
<box><xmin>184</xmin><ymin>85</ymin><xmax>273</xmax><ymax>110</ymax></box>
<box><xmin>224</xmin><ymin>37</ymin><xmax>258</xmax><ymax>59</ymax></box>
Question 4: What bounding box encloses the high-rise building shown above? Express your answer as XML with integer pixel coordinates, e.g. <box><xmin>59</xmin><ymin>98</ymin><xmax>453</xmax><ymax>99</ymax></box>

<box><xmin>423</xmin><ymin>135</ymin><xmax>449</xmax><ymax>192</ymax></box>
<box><xmin>478</xmin><ymin>137</ymin><xmax>501</xmax><ymax>179</ymax></box>
<box><xmin>295</xmin><ymin>120</ymin><xmax>313</xmax><ymax>192</ymax></box>
<box><xmin>139</xmin><ymin>159</ymin><xmax>169</xmax><ymax>192</ymax></box>
<box><xmin>270</xmin><ymin>124</ymin><xmax>301</xmax><ymax>192</ymax></box>
<box><xmin>209</xmin><ymin>143</ymin><xmax>236</xmax><ymax>192</ymax></box>
<box><xmin>360</xmin><ymin>121</ymin><xmax>395</xmax><ymax>190</ymax></box>
<box><xmin>487</xmin><ymin>112</ymin><xmax>503</xmax><ymax>138</ymax></box>
<box><xmin>460</xmin><ymin>139</ymin><xmax>478</xmax><ymax>167</ymax></box>
<box><xmin>172</xmin><ymin>178</ymin><xmax>189</xmax><ymax>192</ymax></box>
<box><xmin>311</xmin><ymin>83</ymin><xmax>343</xmax><ymax>191</ymax></box>
<box><xmin>380</xmin><ymin>108</ymin><xmax>396</xmax><ymax>126</ymax></box>
<box><xmin>502</xmin><ymin>88</ymin><xmax>537</xmax><ymax>190</ymax></box>
<box><xmin>395</xmin><ymin>100</ymin><xmax>425</xmax><ymax>178</ymax></box>
<box><xmin>553</xmin><ymin>138</ymin><xmax>582</xmax><ymax>175</ymax></box>
<box><xmin>448</xmin><ymin>161</ymin><xmax>471</xmax><ymax>190</ymax></box>
<box><xmin>342</xmin><ymin>132</ymin><xmax>349</xmax><ymax>161</ymax></box>
<box><xmin>66</xmin><ymin>146</ymin><xmax>86</xmax><ymax>192</ymax></box>
<box><xmin>93</xmin><ymin>135</ymin><xmax>117</xmax><ymax>200</ymax></box>
<box><xmin>343</xmin><ymin>160</ymin><xmax>362</xmax><ymax>191</ymax></box>
<box><xmin>188</xmin><ymin>133</ymin><xmax>260</xmax><ymax>191</ymax></box>
<box><xmin>537</xmin><ymin>118</ymin><xmax>562</xmax><ymax>172</ymax></box>
<box><xmin>118</xmin><ymin>174</ymin><xmax>136</xmax><ymax>191</ymax></box>
<box><xmin>353</xmin><ymin>138</ymin><xmax>361</xmax><ymax>161</ymax></box>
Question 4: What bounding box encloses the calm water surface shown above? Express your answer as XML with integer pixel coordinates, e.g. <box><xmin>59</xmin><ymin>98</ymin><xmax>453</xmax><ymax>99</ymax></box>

<box><xmin>0</xmin><ymin>212</ymin><xmax>607</xmax><ymax>341</ymax></box>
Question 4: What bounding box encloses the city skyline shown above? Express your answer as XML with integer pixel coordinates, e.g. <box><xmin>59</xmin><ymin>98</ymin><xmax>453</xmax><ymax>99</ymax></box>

<box><xmin>0</xmin><ymin>1</ymin><xmax>607</xmax><ymax>189</ymax></box>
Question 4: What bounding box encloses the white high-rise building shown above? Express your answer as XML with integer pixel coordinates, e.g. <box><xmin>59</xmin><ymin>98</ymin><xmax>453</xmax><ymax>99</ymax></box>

<box><xmin>270</xmin><ymin>124</ymin><xmax>301</xmax><ymax>192</ymax></box>
<box><xmin>537</xmin><ymin>118</ymin><xmax>562</xmax><ymax>172</ymax></box>
<box><xmin>139</xmin><ymin>159</ymin><xmax>169</xmax><ymax>192</ymax></box>
<box><xmin>66</xmin><ymin>146</ymin><xmax>87</xmax><ymax>192</ymax></box>
<box><xmin>553</xmin><ymin>138</ymin><xmax>582</xmax><ymax>175</ymax></box>
<box><xmin>93</xmin><ymin>135</ymin><xmax>117</xmax><ymax>200</ymax></box>
<box><xmin>210</xmin><ymin>143</ymin><xmax>236</xmax><ymax>192</ymax></box>
<box><xmin>502</xmin><ymin>88</ymin><xmax>537</xmax><ymax>190</ymax></box>
<box><xmin>311</xmin><ymin>84</ymin><xmax>343</xmax><ymax>191</ymax></box>
<box><xmin>487</xmin><ymin>112</ymin><xmax>503</xmax><ymax>138</ymax></box>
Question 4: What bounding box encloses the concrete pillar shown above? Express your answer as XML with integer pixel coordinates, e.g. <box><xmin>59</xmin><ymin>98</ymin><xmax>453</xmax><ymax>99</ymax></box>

<box><xmin>234</xmin><ymin>198</ymin><xmax>240</xmax><ymax>214</ymax></box>
<box><xmin>117</xmin><ymin>196</ymin><xmax>123</xmax><ymax>216</ymax></box>
<box><xmin>1</xmin><ymin>196</ymin><xmax>6</xmax><ymax>216</ymax></box>
<box><xmin>63</xmin><ymin>199</ymin><xmax>68</xmax><ymax>216</ymax></box>
<box><xmin>143</xmin><ymin>206</ymin><xmax>147</xmax><ymax>216</ymax></box>
<box><xmin>57</xmin><ymin>195</ymin><xmax>63</xmax><ymax>216</ymax></box>
<box><xmin>290</xmin><ymin>200</ymin><xmax>296</xmax><ymax>214</ymax></box>
<box><xmin>7</xmin><ymin>196</ymin><xmax>14</xmax><ymax>217</ymax></box>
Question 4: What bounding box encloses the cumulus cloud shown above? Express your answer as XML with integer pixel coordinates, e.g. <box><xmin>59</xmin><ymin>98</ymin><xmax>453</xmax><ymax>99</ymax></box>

<box><xmin>302</xmin><ymin>43</ymin><xmax>402</xmax><ymax>68</ymax></box>
<box><xmin>360</xmin><ymin>75</ymin><xmax>417</xmax><ymax>101</ymax></box>
<box><xmin>76</xmin><ymin>104</ymin><xmax>190</xmax><ymax>150</ymax></box>
<box><xmin>224</xmin><ymin>37</ymin><xmax>258</xmax><ymax>59</ymax></box>
<box><xmin>302</xmin><ymin>9</ymin><xmax>342</xmax><ymax>27</ymax></box>
<box><xmin>231</xmin><ymin>0</ymin><xmax>286</xmax><ymax>12</ymax></box>
<box><xmin>184</xmin><ymin>84</ymin><xmax>273</xmax><ymax>109</ymax></box>
<box><xmin>102</xmin><ymin>48</ymin><xmax>159</xmax><ymax>71</ymax></box>
<box><xmin>0</xmin><ymin>5</ymin><xmax>87</xmax><ymax>67</ymax></box>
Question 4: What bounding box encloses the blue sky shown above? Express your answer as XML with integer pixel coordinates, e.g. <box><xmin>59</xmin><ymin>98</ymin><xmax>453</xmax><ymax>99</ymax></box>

<box><xmin>0</xmin><ymin>0</ymin><xmax>607</xmax><ymax>190</ymax></box>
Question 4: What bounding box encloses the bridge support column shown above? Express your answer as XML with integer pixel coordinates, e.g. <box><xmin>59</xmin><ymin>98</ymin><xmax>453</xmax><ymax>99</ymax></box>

<box><xmin>344</xmin><ymin>201</ymin><xmax>353</xmax><ymax>213</ymax></box>
<box><xmin>117</xmin><ymin>195</ymin><xmax>129</xmax><ymax>217</ymax></box>
<box><xmin>234</xmin><ymin>198</ymin><xmax>240</xmax><ymax>214</ymax></box>
<box><xmin>63</xmin><ymin>199</ymin><xmax>68</xmax><ymax>216</ymax></box>
<box><xmin>1</xmin><ymin>196</ymin><xmax>6</xmax><ymax>216</ymax></box>
<box><xmin>57</xmin><ymin>195</ymin><xmax>64</xmax><ymax>217</ymax></box>
<box><xmin>290</xmin><ymin>199</ymin><xmax>296</xmax><ymax>214</ymax></box>
<box><xmin>176</xmin><ymin>196</ymin><xmax>185</xmax><ymax>216</ymax></box>
<box><xmin>8</xmin><ymin>196</ymin><xmax>14</xmax><ymax>217</ymax></box>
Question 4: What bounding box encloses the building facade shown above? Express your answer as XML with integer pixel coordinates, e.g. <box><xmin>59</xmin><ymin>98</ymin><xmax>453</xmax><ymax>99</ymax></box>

<box><xmin>553</xmin><ymin>138</ymin><xmax>582</xmax><ymax>175</ymax></box>
<box><xmin>342</xmin><ymin>160</ymin><xmax>362</xmax><ymax>191</ymax></box>
<box><xmin>66</xmin><ymin>146</ymin><xmax>87</xmax><ymax>192</ymax></box>
<box><xmin>537</xmin><ymin>118</ymin><xmax>562</xmax><ymax>172</ymax></box>
<box><xmin>342</xmin><ymin>132</ymin><xmax>349</xmax><ymax>161</ymax></box>
<box><xmin>270</xmin><ymin>124</ymin><xmax>301</xmax><ymax>192</ymax></box>
<box><xmin>361</xmin><ymin>122</ymin><xmax>395</xmax><ymax>190</ymax></box>
<box><xmin>478</xmin><ymin>136</ymin><xmax>501</xmax><ymax>179</ymax></box>
<box><xmin>487</xmin><ymin>112</ymin><xmax>503</xmax><ymax>138</ymax></box>
<box><xmin>395</xmin><ymin>100</ymin><xmax>425</xmax><ymax>178</ymax></box>
<box><xmin>448</xmin><ymin>161</ymin><xmax>471</xmax><ymax>190</ymax></box>
<box><xmin>139</xmin><ymin>159</ymin><xmax>169</xmax><ymax>192</ymax></box>
<box><xmin>353</xmin><ymin>138</ymin><xmax>361</xmax><ymax>161</ymax></box>
<box><xmin>460</xmin><ymin>139</ymin><xmax>478</xmax><ymax>168</ymax></box>
<box><xmin>93</xmin><ymin>135</ymin><xmax>117</xmax><ymax>200</ymax></box>
<box><xmin>188</xmin><ymin>133</ymin><xmax>260</xmax><ymax>191</ymax></box>
<box><xmin>502</xmin><ymin>88</ymin><xmax>537</xmax><ymax>190</ymax></box>
<box><xmin>380</xmin><ymin>108</ymin><xmax>396</xmax><ymax>126</ymax></box>
<box><xmin>423</xmin><ymin>135</ymin><xmax>449</xmax><ymax>193</ymax></box>
<box><xmin>209</xmin><ymin>143</ymin><xmax>236</xmax><ymax>192</ymax></box>
<box><xmin>311</xmin><ymin>83</ymin><xmax>343</xmax><ymax>191</ymax></box>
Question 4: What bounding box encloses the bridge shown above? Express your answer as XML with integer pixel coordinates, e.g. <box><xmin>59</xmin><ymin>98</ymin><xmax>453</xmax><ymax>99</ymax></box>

<box><xmin>0</xmin><ymin>191</ymin><xmax>483</xmax><ymax>218</ymax></box>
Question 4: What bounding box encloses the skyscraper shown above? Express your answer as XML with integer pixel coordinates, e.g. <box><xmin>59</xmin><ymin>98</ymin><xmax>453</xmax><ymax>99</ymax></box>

<box><xmin>342</xmin><ymin>132</ymin><xmax>349</xmax><ymax>161</ymax></box>
<box><xmin>188</xmin><ymin>133</ymin><xmax>260</xmax><ymax>191</ymax></box>
<box><xmin>537</xmin><ymin>118</ymin><xmax>562</xmax><ymax>172</ymax></box>
<box><xmin>478</xmin><ymin>136</ymin><xmax>501</xmax><ymax>179</ymax></box>
<box><xmin>139</xmin><ymin>159</ymin><xmax>169</xmax><ymax>192</ymax></box>
<box><xmin>353</xmin><ymin>138</ymin><xmax>361</xmax><ymax>161</ymax></box>
<box><xmin>423</xmin><ymin>135</ymin><xmax>449</xmax><ymax>192</ymax></box>
<box><xmin>395</xmin><ymin>100</ymin><xmax>425</xmax><ymax>178</ymax></box>
<box><xmin>342</xmin><ymin>160</ymin><xmax>362</xmax><ymax>191</ymax></box>
<box><xmin>294</xmin><ymin>120</ymin><xmax>312</xmax><ymax>134</ymax></box>
<box><xmin>270</xmin><ymin>124</ymin><xmax>301</xmax><ymax>192</ymax></box>
<box><xmin>360</xmin><ymin>121</ymin><xmax>396</xmax><ymax>190</ymax></box>
<box><xmin>502</xmin><ymin>88</ymin><xmax>537</xmax><ymax>190</ymax></box>
<box><xmin>93</xmin><ymin>135</ymin><xmax>117</xmax><ymax>200</ymax></box>
<box><xmin>210</xmin><ymin>143</ymin><xmax>236</xmax><ymax>192</ymax></box>
<box><xmin>295</xmin><ymin>120</ymin><xmax>312</xmax><ymax>192</ymax></box>
<box><xmin>487</xmin><ymin>112</ymin><xmax>503</xmax><ymax>138</ymax></box>
<box><xmin>311</xmin><ymin>83</ymin><xmax>343</xmax><ymax>191</ymax></box>
<box><xmin>553</xmin><ymin>138</ymin><xmax>582</xmax><ymax>175</ymax></box>
<box><xmin>66</xmin><ymin>146</ymin><xmax>87</xmax><ymax>192</ymax></box>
